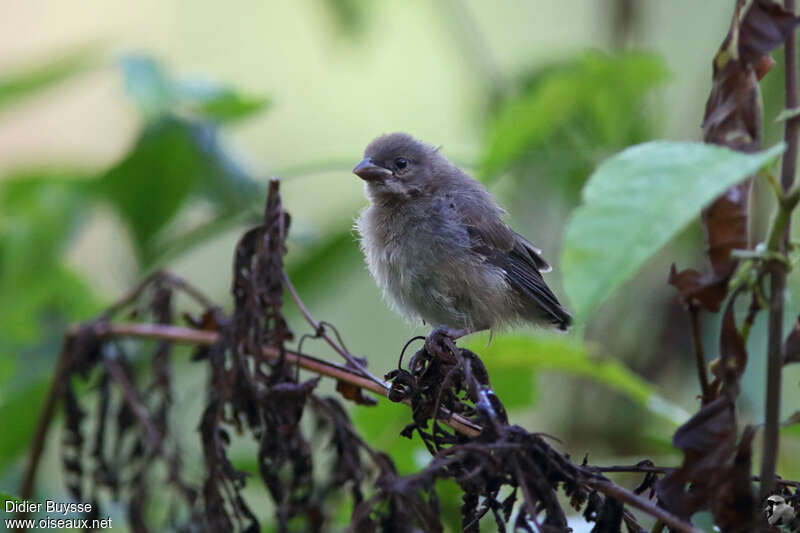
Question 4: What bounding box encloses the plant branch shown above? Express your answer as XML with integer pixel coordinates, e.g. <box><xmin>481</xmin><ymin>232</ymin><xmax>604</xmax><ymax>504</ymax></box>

<box><xmin>688</xmin><ymin>307</ymin><xmax>710</xmax><ymax>401</ymax></box>
<box><xmin>281</xmin><ymin>271</ymin><xmax>386</xmax><ymax>388</ymax></box>
<box><xmin>762</xmin><ymin>0</ymin><xmax>799</xmax><ymax>499</ymax></box>
<box><xmin>18</xmin><ymin>336</ymin><xmax>73</xmax><ymax>503</ymax></box>
<box><xmin>103</xmin><ymin>357</ymin><xmax>163</xmax><ymax>451</ymax></box>
<box><xmin>23</xmin><ymin>318</ymin><xmax>713</xmax><ymax>533</ymax></box>
<box><xmin>89</xmin><ymin>322</ymin><xmax>710</xmax><ymax>533</ymax></box>
<box><xmin>88</xmin><ymin>321</ymin><xmax>483</xmax><ymax>438</ymax></box>
<box><xmin>584</xmin><ymin>479</ymin><xmax>704</xmax><ymax>533</ymax></box>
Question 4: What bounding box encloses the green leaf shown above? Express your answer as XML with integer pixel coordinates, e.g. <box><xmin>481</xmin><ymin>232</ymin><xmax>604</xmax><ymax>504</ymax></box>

<box><xmin>0</xmin><ymin>49</ymin><xmax>95</xmax><ymax>113</ymax></box>
<box><xmin>484</xmin><ymin>365</ymin><xmax>536</xmax><ymax>410</ymax></box>
<box><xmin>119</xmin><ymin>55</ymin><xmax>176</xmax><ymax>120</ymax></box>
<box><xmin>467</xmin><ymin>334</ymin><xmax>688</xmax><ymax>425</ymax></box>
<box><xmin>480</xmin><ymin>51</ymin><xmax>668</xmax><ymax>193</ymax></box>
<box><xmin>0</xmin><ymin>378</ymin><xmax>49</xmax><ymax>473</ymax></box>
<box><xmin>100</xmin><ymin>117</ymin><xmax>259</xmax><ymax>264</ymax></box>
<box><xmin>352</xmin><ymin>400</ymin><xmax>428</xmax><ymax>475</ymax></box>
<box><xmin>561</xmin><ymin>141</ymin><xmax>785</xmax><ymax>322</ymax></box>
<box><xmin>120</xmin><ymin>54</ymin><xmax>269</xmax><ymax>124</ymax></box>
<box><xmin>185</xmin><ymin>89</ymin><xmax>269</xmax><ymax>124</ymax></box>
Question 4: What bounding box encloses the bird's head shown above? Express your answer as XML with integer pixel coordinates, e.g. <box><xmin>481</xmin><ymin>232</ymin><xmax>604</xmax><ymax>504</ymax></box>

<box><xmin>353</xmin><ymin>132</ymin><xmax>445</xmax><ymax>201</ymax></box>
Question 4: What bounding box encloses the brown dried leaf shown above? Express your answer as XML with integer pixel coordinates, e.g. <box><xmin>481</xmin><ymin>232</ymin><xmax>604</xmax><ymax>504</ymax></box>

<box><xmin>784</xmin><ymin>315</ymin><xmax>800</xmax><ymax>364</ymax></box>
<box><xmin>677</xmin><ymin>0</ymin><xmax>800</xmax><ymax>302</ymax></box>
<box><xmin>668</xmin><ymin>264</ymin><xmax>728</xmax><ymax>311</ymax></box>
<box><xmin>710</xmin><ymin>426</ymin><xmax>758</xmax><ymax>533</ymax></box>
<box><xmin>336</xmin><ymin>380</ymin><xmax>378</xmax><ymax>406</ymax></box>
<box><xmin>656</xmin><ymin>396</ymin><xmax>737</xmax><ymax>520</ymax></box>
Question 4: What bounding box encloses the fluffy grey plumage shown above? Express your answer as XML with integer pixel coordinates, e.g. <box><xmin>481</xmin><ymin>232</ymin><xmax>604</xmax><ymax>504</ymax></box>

<box><xmin>354</xmin><ymin>132</ymin><xmax>571</xmax><ymax>332</ymax></box>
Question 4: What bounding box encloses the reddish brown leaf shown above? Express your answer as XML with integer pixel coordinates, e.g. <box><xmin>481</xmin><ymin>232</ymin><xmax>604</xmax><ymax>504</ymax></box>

<box><xmin>710</xmin><ymin>426</ymin><xmax>758</xmax><ymax>533</ymax></box>
<box><xmin>336</xmin><ymin>380</ymin><xmax>379</xmax><ymax>406</ymax></box>
<box><xmin>673</xmin><ymin>0</ymin><xmax>800</xmax><ymax>306</ymax></box>
<box><xmin>668</xmin><ymin>264</ymin><xmax>728</xmax><ymax>311</ymax></box>
<box><xmin>784</xmin><ymin>314</ymin><xmax>800</xmax><ymax>364</ymax></box>
<box><xmin>656</xmin><ymin>396</ymin><xmax>737</xmax><ymax>520</ymax></box>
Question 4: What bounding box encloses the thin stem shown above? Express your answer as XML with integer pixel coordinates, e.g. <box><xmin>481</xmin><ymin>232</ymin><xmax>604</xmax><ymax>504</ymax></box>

<box><xmin>584</xmin><ymin>479</ymin><xmax>704</xmax><ymax>533</ymax></box>
<box><xmin>281</xmin><ymin>271</ymin><xmax>385</xmax><ymax>388</ymax></box>
<box><xmin>688</xmin><ymin>307</ymin><xmax>710</xmax><ymax>401</ymax></box>
<box><xmin>88</xmin><ymin>322</ymin><xmax>482</xmax><ymax>437</ymax></box>
<box><xmin>18</xmin><ymin>336</ymin><xmax>73</xmax><ymax>503</ymax></box>
<box><xmin>762</xmin><ymin>0</ymin><xmax>799</xmax><ymax>499</ymax></box>
<box><xmin>104</xmin><ymin>358</ymin><xmax>162</xmax><ymax>451</ymax></box>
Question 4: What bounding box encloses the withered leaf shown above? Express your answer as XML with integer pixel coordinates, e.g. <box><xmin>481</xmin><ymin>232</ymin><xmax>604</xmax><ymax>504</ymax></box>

<box><xmin>656</xmin><ymin>396</ymin><xmax>737</xmax><ymax>520</ymax></box>
<box><xmin>783</xmin><ymin>314</ymin><xmax>800</xmax><ymax>364</ymax></box>
<box><xmin>710</xmin><ymin>426</ymin><xmax>757</xmax><ymax>533</ymax></box>
<box><xmin>675</xmin><ymin>0</ymin><xmax>800</xmax><ymax>303</ymax></box>
<box><xmin>336</xmin><ymin>380</ymin><xmax>379</xmax><ymax>406</ymax></box>
<box><xmin>668</xmin><ymin>264</ymin><xmax>728</xmax><ymax>311</ymax></box>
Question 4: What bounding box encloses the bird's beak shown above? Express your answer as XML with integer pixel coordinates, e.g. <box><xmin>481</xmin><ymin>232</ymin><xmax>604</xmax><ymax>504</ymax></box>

<box><xmin>353</xmin><ymin>158</ymin><xmax>392</xmax><ymax>181</ymax></box>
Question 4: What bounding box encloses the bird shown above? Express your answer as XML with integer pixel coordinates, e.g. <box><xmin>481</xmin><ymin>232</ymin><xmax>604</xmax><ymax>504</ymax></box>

<box><xmin>353</xmin><ymin>132</ymin><xmax>571</xmax><ymax>345</ymax></box>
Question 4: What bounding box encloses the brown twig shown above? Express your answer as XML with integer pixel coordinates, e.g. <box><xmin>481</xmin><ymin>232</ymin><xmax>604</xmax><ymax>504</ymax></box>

<box><xmin>97</xmin><ymin>322</ymin><xmax>709</xmax><ymax>533</ymax></box>
<box><xmin>88</xmin><ymin>321</ymin><xmax>482</xmax><ymax>437</ymax></box>
<box><xmin>103</xmin><ymin>358</ymin><xmax>162</xmax><ymax>451</ymax></box>
<box><xmin>100</xmin><ymin>270</ymin><xmax>215</xmax><ymax>320</ymax></box>
<box><xmin>688</xmin><ymin>307</ymin><xmax>710</xmax><ymax>401</ymax></box>
<box><xmin>584</xmin><ymin>479</ymin><xmax>704</xmax><ymax>533</ymax></box>
<box><xmin>18</xmin><ymin>335</ymin><xmax>73</xmax><ymax>502</ymax></box>
<box><xmin>762</xmin><ymin>0</ymin><xmax>800</xmax><ymax>499</ymax></box>
<box><xmin>281</xmin><ymin>270</ymin><xmax>385</xmax><ymax>388</ymax></box>
<box><xmin>23</xmin><ymin>319</ymin><xmax>713</xmax><ymax>533</ymax></box>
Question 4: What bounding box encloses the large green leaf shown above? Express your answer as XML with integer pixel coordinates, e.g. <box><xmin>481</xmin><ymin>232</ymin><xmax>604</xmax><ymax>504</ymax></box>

<box><xmin>102</xmin><ymin>56</ymin><xmax>267</xmax><ymax>266</ymax></box>
<box><xmin>100</xmin><ymin>117</ymin><xmax>259</xmax><ymax>265</ymax></box>
<box><xmin>468</xmin><ymin>334</ymin><xmax>688</xmax><ymax>425</ymax></box>
<box><xmin>480</xmin><ymin>51</ymin><xmax>668</xmax><ymax>195</ymax></box>
<box><xmin>561</xmin><ymin>141</ymin><xmax>785</xmax><ymax>322</ymax></box>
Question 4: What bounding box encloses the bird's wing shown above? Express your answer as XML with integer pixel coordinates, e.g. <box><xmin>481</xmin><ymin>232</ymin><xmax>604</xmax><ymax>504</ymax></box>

<box><xmin>458</xmin><ymin>203</ymin><xmax>571</xmax><ymax>328</ymax></box>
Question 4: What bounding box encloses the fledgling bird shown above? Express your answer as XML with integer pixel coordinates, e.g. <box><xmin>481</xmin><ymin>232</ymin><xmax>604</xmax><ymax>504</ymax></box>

<box><xmin>354</xmin><ymin>133</ymin><xmax>572</xmax><ymax>340</ymax></box>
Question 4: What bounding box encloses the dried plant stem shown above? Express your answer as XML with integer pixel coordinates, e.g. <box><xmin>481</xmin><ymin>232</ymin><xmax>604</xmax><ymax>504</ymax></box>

<box><xmin>688</xmin><ymin>307</ymin><xmax>710</xmax><ymax>401</ymax></box>
<box><xmin>104</xmin><ymin>358</ymin><xmax>162</xmax><ymax>450</ymax></box>
<box><xmin>584</xmin><ymin>479</ymin><xmax>704</xmax><ymax>533</ymax></box>
<box><xmin>87</xmin><ymin>323</ymin><xmax>710</xmax><ymax>532</ymax></box>
<box><xmin>762</xmin><ymin>0</ymin><xmax>799</xmax><ymax>499</ymax></box>
<box><xmin>21</xmin><ymin>320</ymin><xmax>710</xmax><ymax>533</ymax></box>
<box><xmin>281</xmin><ymin>271</ymin><xmax>386</xmax><ymax>388</ymax></box>
<box><xmin>89</xmin><ymin>321</ymin><xmax>482</xmax><ymax>437</ymax></box>
<box><xmin>18</xmin><ymin>336</ymin><xmax>73</xmax><ymax>502</ymax></box>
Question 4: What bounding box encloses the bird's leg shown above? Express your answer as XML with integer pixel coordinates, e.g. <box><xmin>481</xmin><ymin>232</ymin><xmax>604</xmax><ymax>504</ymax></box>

<box><xmin>424</xmin><ymin>326</ymin><xmax>485</xmax><ymax>363</ymax></box>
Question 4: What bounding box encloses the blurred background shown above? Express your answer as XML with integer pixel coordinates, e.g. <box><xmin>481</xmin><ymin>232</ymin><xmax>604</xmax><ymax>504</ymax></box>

<box><xmin>2</xmin><ymin>1</ymin><xmax>800</xmax><ymax>531</ymax></box>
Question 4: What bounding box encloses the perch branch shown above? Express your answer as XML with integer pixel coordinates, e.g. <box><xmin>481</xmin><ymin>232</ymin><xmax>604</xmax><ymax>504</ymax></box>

<box><xmin>87</xmin><ymin>321</ymin><xmax>482</xmax><ymax>437</ymax></box>
<box><xmin>762</xmin><ymin>0</ymin><xmax>799</xmax><ymax>498</ymax></box>
<box><xmin>86</xmin><ymin>322</ymin><xmax>708</xmax><ymax>532</ymax></box>
<box><xmin>21</xmin><ymin>319</ymin><xmax>709</xmax><ymax>533</ymax></box>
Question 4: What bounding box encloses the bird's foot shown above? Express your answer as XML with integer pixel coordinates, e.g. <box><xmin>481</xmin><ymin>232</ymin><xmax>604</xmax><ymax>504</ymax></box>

<box><xmin>424</xmin><ymin>327</ymin><xmax>470</xmax><ymax>363</ymax></box>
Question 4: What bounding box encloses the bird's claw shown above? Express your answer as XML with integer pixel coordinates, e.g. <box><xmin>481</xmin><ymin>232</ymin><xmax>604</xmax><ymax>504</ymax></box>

<box><xmin>424</xmin><ymin>326</ymin><xmax>460</xmax><ymax>363</ymax></box>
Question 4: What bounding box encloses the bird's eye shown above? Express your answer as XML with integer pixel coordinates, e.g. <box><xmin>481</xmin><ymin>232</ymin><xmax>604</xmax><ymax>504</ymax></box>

<box><xmin>394</xmin><ymin>157</ymin><xmax>408</xmax><ymax>170</ymax></box>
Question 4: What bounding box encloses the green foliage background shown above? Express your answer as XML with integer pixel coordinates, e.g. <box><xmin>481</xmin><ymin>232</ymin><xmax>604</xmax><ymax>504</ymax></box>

<box><xmin>1</xmin><ymin>2</ymin><xmax>800</xmax><ymax>531</ymax></box>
